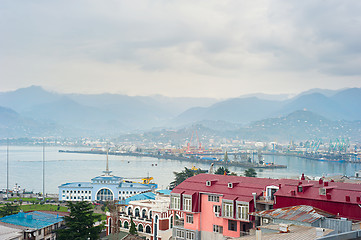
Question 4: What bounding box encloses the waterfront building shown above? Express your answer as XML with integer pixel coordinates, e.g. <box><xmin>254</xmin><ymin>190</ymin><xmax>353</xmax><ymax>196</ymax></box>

<box><xmin>170</xmin><ymin>174</ymin><xmax>361</xmax><ymax>240</ymax></box>
<box><xmin>106</xmin><ymin>191</ymin><xmax>173</xmax><ymax>240</ymax></box>
<box><xmin>0</xmin><ymin>211</ymin><xmax>64</xmax><ymax>240</ymax></box>
<box><xmin>58</xmin><ymin>152</ymin><xmax>157</xmax><ymax>202</ymax></box>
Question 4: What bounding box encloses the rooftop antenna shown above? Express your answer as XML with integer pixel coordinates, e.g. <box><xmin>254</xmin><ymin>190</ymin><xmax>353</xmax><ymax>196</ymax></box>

<box><xmin>42</xmin><ymin>138</ymin><xmax>45</xmax><ymax>201</ymax></box>
<box><xmin>6</xmin><ymin>138</ymin><xmax>9</xmax><ymax>199</ymax></box>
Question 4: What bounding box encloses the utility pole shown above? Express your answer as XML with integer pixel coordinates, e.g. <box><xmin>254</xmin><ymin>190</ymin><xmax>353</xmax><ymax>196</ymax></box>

<box><xmin>42</xmin><ymin>138</ymin><xmax>45</xmax><ymax>201</ymax></box>
<box><xmin>6</xmin><ymin>138</ymin><xmax>9</xmax><ymax>199</ymax></box>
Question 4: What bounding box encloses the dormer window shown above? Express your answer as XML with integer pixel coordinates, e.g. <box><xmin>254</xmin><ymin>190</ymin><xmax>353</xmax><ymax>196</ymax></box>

<box><xmin>297</xmin><ymin>186</ymin><xmax>303</xmax><ymax>193</ymax></box>
<box><xmin>206</xmin><ymin>181</ymin><xmax>211</xmax><ymax>186</ymax></box>
<box><xmin>228</xmin><ymin>183</ymin><xmax>233</xmax><ymax>188</ymax></box>
<box><xmin>183</xmin><ymin>196</ymin><xmax>192</xmax><ymax>212</ymax></box>
<box><xmin>319</xmin><ymin>188</ymin><xmax>326</xmax><ymax>196</ymax></box>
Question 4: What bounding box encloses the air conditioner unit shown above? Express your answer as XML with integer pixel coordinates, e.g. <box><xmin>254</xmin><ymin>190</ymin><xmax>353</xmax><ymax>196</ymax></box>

<box><xmin>215</xmin><ymin>212</ymin><xmax>220</xmax><ymax>217</ymax></box>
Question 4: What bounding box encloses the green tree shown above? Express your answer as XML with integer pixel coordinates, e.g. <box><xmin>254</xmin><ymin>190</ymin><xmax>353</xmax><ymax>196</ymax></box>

<box><xmin>169</xmin><ymin>167</ymin><xmax>203</xmax><ymax>189</ymax></box>
<box><xmin>244</xmin><ymin>168</ymin><xmax>257</xmax><ymax>177</ymax></box>
<box><xmin>0</xmin><ymin>203</ymin><xmax>20</xmax><ymax>217</ymax></box>
<box><xmin>56</xmin><ymin>201</ymin><xmax>103</xmax><ymax>240</ymax></box>
<box><xmin>214</xmin><ymin>166</ymin><xmax>230</xmax><ymax>175</ymax></box>
<box><xmin>129</xmin><ymin>217</ymin><xmax>137</xmax><ymax>235</ymax></box>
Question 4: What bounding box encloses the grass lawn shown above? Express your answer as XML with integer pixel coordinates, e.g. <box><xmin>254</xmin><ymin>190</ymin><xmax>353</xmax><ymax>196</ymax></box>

<box><xmin>20</xmin><ymin>204</ymin><xmax>68</xmax><ymax>212</ymax></box>
<box><xmin>6</xmin><ymin>197</ymin><xmax>51</xmax><ymax>202</ymax></box>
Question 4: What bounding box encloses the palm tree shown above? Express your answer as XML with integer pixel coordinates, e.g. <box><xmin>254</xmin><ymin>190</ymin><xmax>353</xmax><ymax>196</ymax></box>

<box><xmin>244</xmin><ymin>168</ymin><xmax>257</xmax><ymax>177</ymax></box>
<box><xmin>169</xmin><ymin>167</ymin><xmax>204</xmax><ymax>189</ymax></box>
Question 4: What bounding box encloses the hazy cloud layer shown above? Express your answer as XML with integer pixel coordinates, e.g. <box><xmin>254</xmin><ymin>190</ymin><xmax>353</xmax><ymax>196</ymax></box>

<box><xmin>1</xmin><ymin>0</ymin><xmax>360</xmax><ymax>97</ymax></box>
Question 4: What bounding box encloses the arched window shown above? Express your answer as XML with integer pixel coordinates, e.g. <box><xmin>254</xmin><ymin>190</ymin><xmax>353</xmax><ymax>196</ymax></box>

<box><xmin>119</xmin><ymin>220</ymin><xmax>122</xmax><ymax>228</ymax></box>
<box><xmin>128</xmin><ymin>207</ymin><xmax>132</xmax><ymax>215</ymax></box>
<box><xmin>142</xmin><ymin>209</ymin><xmax>147</xmax><ymax>218</ymax></box>
<box><xmin>96</xmin><ymin>188</ymin><xmax>113</xmax><ymax>201</ymax></box>
<box><xmin>146</xmin><ymin>225</ymin><xmax>151</xmax><ymax>233</ymax></box>
<box><xmin>149</xmin><ymin>211</ymin><xmax>152</xmax><ymax>220</ymax></box>
<box><xmin>138</xmin><ymin>224</ymin><xmax>144</xmax><ymax>232</ymax></box>
<box><xmin>124</xmin><ymin>221</ymin><xmax>129</xmax><ymax>229</ymax></box>
<box><xmin>135</xmin><ymin>208</ymin><xmax>140</xmax><ymax>217</ymax></box>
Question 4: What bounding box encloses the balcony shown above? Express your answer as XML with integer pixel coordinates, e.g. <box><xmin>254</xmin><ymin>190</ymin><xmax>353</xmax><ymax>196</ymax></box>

<box><xmin>257</xmin><ymin>196</ymin><xmax>274</xmax><ymax>205</ymax></box>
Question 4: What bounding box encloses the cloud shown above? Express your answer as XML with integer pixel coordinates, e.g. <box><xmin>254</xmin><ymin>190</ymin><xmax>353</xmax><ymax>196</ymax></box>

<box><xmin>0</xmin><ymin>0</ymin><xmax>360</xmax><ymax>97</ymax></box>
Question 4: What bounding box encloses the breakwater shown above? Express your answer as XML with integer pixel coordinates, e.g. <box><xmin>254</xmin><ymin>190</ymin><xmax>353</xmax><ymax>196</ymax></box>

<box><xmin>59</xmin><ymin>150</ymin><xmax>287</xmax><ymax>169</ymax></box>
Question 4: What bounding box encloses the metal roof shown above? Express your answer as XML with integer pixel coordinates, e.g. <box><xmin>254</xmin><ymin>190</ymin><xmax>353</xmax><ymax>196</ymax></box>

<box><xmin>58</xmin><ymin>182</ymin><xmax>93</xmax><ymax>188</ymax></box>
<box><xmin>250</xmin><ymin>205</ymin><xmax>335</xmax><ymax>223</ymax></box>
<box><xmin>0</xmin><ymin>211</ymin><xmax>63</xmax><ymax>230</ymax></box>
<box><xmin>118</xmin><ymin>192</ymin><xmax>156</xmax><ymax>205</ymax></box>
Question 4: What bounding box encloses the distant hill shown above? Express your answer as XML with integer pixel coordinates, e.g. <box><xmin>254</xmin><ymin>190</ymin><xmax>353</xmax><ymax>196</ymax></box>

<box><xmin>0</xmin><ymin>106</ymin><xmax>65</xmax><ymax>137</ymax></box>
<box><xmin>0</xmin><ymin>86</ymin><xmax>360</xmax><ymax>138</ymax></box>
<box><xmin>171</xmin><ymin>88</ymin><xmax>361</xmax><ymax>125</ymax></box>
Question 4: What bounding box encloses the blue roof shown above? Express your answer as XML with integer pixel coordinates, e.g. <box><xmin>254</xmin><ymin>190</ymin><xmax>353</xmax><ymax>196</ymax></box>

<box><xmin>156</xmin><ymin>189</ymin><xmax>171</xmax><ymax>195</ymax></box>
<box><xmin>119</xmin><ymin>182</ymin><xmax>156</xmax><ymax>190</ymax></box>
<box><xmin>91</xmin><ymin>175</ymin><xmax>122</xmax><ymax>181</ymax></box>
<box><xmin>118</xmin><ymin>192</ymin><xmax>156</xmax><ymax>205</ymax></box>
<box><xmin>59</xmin><ymin>182</ymin><xmax>92</xmax><ymax>188</ymax></box>
<box><xmin>0</xmin><ymin>211</ymin><xmax>63</xmax><ymax>229</ymax></box>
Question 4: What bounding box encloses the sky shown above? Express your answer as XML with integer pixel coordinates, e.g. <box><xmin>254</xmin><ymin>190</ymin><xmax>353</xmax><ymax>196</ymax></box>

<box><xmin>1</xmin><ymin>0</ymin><xmax>361</xmax><ymax>98</ymax></box>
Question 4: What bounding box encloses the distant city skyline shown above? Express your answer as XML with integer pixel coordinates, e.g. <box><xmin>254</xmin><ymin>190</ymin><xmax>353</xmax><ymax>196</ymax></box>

<box><xmin>1</xmin><ymin>1</ymin><xmax>360</xmax><ymax>98</ymax></box>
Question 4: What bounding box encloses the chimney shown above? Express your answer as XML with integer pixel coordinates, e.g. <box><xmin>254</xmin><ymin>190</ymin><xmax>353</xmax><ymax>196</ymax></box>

<box><xmin>256</xmin><ymin>228</ymin><xmax>262</xmax><ymax>240</ymax></box>
<box><xmin>345</xmin><ymin>196</ymin><xmax>350</xmax><ymax>202</ymax></box>
<box><xmin>331</xmin><ymin>179</ymin><xmax>334</xmax><ymax>182</ymax></box>
<box><xmin>319</xmin><ymin>178</ymin><xmax>323</xmax><ymax>184</ymax></box>
<box><xmin>357</xmin><ymin>197</ymin><xmax>360</xmax><ymax>202</ymax></box>
<box><xmin>252</xmin><ymin>193</ymin><xmax>257</xmax><ymax>211</ymax></box>
<box><xmin>324</xmin><ymin>182</ymin><xmax>328</xmax><ymax>187</ymax></box>
<box><xmin>301</xmin><ymin>173</ymin><xmax>305</xmax><ymax>180</ymax></box>
<box><xmin>326</xmin><ymin>193</ymin><xmax>331</xmax><ymax>199</ymax></box>
<box><xmin>278</xmin><ymin>184</ymin><xmax>282</xmax><ymax>189</ymax></box>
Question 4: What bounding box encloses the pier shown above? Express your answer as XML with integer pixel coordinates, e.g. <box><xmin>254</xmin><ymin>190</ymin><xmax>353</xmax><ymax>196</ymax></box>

<box><xmin>58</xmin><ymin>150</ymin><xmax>287</xmax><ymax>169</ymax></box>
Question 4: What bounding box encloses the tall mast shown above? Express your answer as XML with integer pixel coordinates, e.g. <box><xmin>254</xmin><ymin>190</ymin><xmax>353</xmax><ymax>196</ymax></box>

<box><xmin>103</xmin><ymin>143</ymin><xmax>112</xmax><ymax>176</ymax></box>
<box><xmin>106</xmin><ymin>146</ymin><xmax>109</xmax><ymax>173</ymax></box>
<box><xmin>6</xmin><ymin>138</ymin><xmax>9</xmax><ymax>199</ymax></box>
<box><xmin>42</xmin><ymin>138</ymin><xmax>45</xmax><ymax>201</ymax></box>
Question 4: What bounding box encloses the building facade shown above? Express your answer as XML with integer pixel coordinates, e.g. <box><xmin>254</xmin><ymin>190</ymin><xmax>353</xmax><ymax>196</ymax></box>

<box><xmin>170</xmin><ymin>174</ymin><xmax>361</xmax><ymax>240</ymax></box>
<box><xmin>58</xmin><ymin>154</ymin><xmax>157</xmax><ymax>202</ymax></box>
<box><xmin>107</xmin><ymin>192</ymin><xmax>174</xmax><ymax>240</ymax></box>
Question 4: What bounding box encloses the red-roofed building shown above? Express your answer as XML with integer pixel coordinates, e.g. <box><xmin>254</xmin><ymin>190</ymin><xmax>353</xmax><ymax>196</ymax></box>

<box><xmin>170</xmin><ymin>174</ymin><xmax>282</xmax><ymax>240</ymax></box>
<box><xmin>274</xmin><ymin>178</ymin><xmax>361</xmax><ymax>221</ymax></box>
<box><xmin>170</xmin><ymin>174</ymin><xmax>361</xmax><ymax>240</ymax></box>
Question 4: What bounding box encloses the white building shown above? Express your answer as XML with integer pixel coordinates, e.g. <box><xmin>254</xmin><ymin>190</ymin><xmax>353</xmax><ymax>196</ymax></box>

<box><xmin>58</xmin><ymin>153</ymin><xmax>157</xmax><ymax>202</ymax></box>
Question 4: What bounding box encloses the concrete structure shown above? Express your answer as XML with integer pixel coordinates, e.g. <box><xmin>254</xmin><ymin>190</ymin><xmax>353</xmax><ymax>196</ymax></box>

<box><xmin>58</xmin><ymin>153</ymin><xmax>157</xmax><ymax>202</ymax></box>
<box><xmin>0</xmin><ymin>211</ymin><xmax>64</xmax><ymax>240</ymax></box>
<box><xmin>0</xmin><ymin>223</ymin><xmax>23</xmax><ymax>240</ymax></box>
<box><xmin>170</xmin><ymin>174</ymin><xmax>361</xmax><ymax>240</ymax></box>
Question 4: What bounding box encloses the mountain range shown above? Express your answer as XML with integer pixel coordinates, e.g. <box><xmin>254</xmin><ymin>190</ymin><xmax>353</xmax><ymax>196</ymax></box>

<box><xmin>0</xmin><ymin>86</ymin><xmax>360</xmax><ymax>140</ymax></box>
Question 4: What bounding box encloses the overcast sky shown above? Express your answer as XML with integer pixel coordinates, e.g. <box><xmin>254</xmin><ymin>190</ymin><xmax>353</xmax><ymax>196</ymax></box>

<box><xmin>1</xmin><ymin>0</ymin><xmax>361</xmax><ymax>98</ymax></box>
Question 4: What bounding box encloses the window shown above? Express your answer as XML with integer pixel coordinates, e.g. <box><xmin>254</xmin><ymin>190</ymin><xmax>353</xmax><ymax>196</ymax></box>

<box><xmin>142</xmin><ymin>209</ymin><xmax>147</xmax><ymax>218</ymax></box>
<box><xmin>213</xmin><ymin>225</ymin><xmax>223</xmax><ymax>233</ymax></box>
<box><xmin>183</xmin><ymin>196</ymin><xmax>192</xmax><ymax>211</ymax></box>
<box><xmin>223</xmin><ymin>202</ymin><xmax>233</xmax><ymax>218</ymax></box>
<box><xmin>123</xmin><ymin>221</ymin><xmax>129</xmax><ymax>229</ymax></box>
<box><xmin>186</xmin><ymin>214</ymin><xmax>193</xmax><ymax>224</ymax></box>
<box><xmin>228</xmin><ymin>220</ymin><xmax>237</xmax><ymax>231</ymax></box>
<box><xmin>213</xmin><ymin>205</ymin><xmax>221</xmax><ymax>216</ymax></box>
<box><xmin>176</xmin><ymin>230</ymin><xmax>185</xmax><ymax>238</ymax></box>
<box><xmin>146</xmin><ymin>226</ymin><xmax>151</xmax><ymax>233</ymax></box>
<box><xmin>96</xmin><ymin>188</ymin><xmax>113</xmax><ymax>201</ymax></box>
<box><xmin>138</xmin><ymin>224</ymin><xmax>143</xmax><ymax>232</ymax></box>
<box><xmin>237</xmin><ymin>203</ymin><xmax>249</xmax><ymax>221</ymax></box>
<box><xmin>319</xmin><ymin>188</ymin><xmax>326</xmax><ymax>195</ymax></box>
<box><xmin>298</xmin><ymin>186</ymin><xmax>303</xmax><ymax>193</ymax></box>
<box><xmin>208</xmin><ymin>195</ymin><xmax>220</xmax><ymax>202</ymax></box>
<box><xmin>135</xmin><ymin>208</ymin><xmax>140</xmax><ymax>217</ymax></box>
<box><xmin>186</xmin><ymin>231</ymin><xmax>195</xmax><ymax>240</ymax></box>
<box><xmin>171</xmin><ymin>196</ymin><xmax>180</xmax><ymax>210</ymax></box>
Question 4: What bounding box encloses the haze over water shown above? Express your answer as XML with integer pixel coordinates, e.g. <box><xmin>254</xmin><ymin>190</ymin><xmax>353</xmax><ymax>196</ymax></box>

<box><xmin>0</xmin><ymin>146</ymin><xmax>359</xmax><ymax>194</ymax></box>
